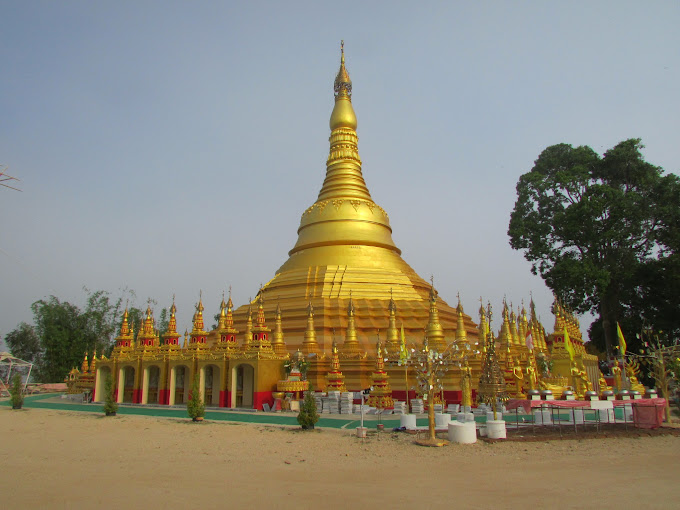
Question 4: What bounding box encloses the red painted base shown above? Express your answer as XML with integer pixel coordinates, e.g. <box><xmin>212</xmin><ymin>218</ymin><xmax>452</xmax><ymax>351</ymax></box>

<box><xmin>132</xmin><ymin>389</ymin><xmax>142</xmax><ymax>404</ymax></box>
<box><xmin>219</xmin><ymin>391</ymin><xmax>228</xmax><ymax>408</ymax></box>
<box><xmin>159</xmin><ymin>389</ymin><xmax>170</xmax><ymax>405</ymax></box>
<box><xmin>253</xmin><ymin>391</ymin><xmax>273</xmax><ymax>411</ymax></box>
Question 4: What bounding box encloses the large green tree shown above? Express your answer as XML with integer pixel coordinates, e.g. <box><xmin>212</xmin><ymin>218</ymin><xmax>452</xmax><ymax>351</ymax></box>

<box><xmin>31</xmin><ymin>296</ymin><xmax>89</xmax><ymax>382</ymax></box>
<box><xmin>27</xmin><ymin>288</ymin><xmax>139</xmax><ymax>381</ymax></box>
<box><xmin>508</xmin><ymin>139</ymin><xmax>680</xmax><ymax>358</ymax></box>
<box><xmin>4</xmin><ymin>322</ymin><xmax>41</xmax><ymax>363</ymax></box>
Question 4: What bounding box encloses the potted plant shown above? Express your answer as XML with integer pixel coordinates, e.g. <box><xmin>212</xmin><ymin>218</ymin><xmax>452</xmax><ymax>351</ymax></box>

<box><xmin>297</xmin><ymin>388</ymin><xmax>319</xmax><ymax>430</ymax></box>
<box><xmin>9</xmin><ymin>373</ymin><xmax>24</xmax><ymax>410</ymax></box>
<box><xmin>103</xmin><ymin>374</ymin><xmax>118</xmax><ymax>416</ymax></box>
<box><xmin>187</xmin><ymin>373</ymin><xmax>205</xmax><ymax>422</ymax></box>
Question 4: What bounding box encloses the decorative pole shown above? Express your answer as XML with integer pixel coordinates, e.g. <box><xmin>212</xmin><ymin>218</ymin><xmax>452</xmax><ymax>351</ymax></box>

<box><xmin>630</xmin><ymin>324</ymin><xmax>679</xmax><ymax>423</ymax></box>
<box><xmin>476</xmin><ymin>304</ymin><xmax>509</xmax><ymax>420</ymax></box>
<box><xmin>398</xmin><ymin>323</ymin><xmax>410</xmax><ymax>410</ymax></box>
<box><xmin>409</xmin><ymin>336</ymin><xmax>464</xmax><ymax>447</ymax></box>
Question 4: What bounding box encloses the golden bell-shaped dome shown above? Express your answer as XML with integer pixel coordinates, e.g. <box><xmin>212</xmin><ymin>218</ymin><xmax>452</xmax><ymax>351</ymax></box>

<box><xmin>232</xmin><ymin>43</ymin><xmax>478</xmax><ymax>353</ymax></box>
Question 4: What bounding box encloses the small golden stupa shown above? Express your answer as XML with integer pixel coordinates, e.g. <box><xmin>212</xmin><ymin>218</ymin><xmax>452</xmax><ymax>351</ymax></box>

<box><xmin>232</xmin><ymin>42</ymin><xmax>478</xmax><ymax>352</ymax></box>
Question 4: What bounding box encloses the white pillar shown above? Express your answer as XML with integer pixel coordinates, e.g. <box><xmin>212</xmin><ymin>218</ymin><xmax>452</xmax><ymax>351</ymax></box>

<box><xmin>169</xmin><ymin>366</ymin><xmax>176</xmax><ymax>406</ymax></box>
<box><xmin>141</xmin><ymin>367</ymin><xmax>150</xmax><ymax>405</ymax></box>
<box><xmin>117</xmin><ymin>367</ymin><xmax>125</xmax><ymax>403</ymax></box>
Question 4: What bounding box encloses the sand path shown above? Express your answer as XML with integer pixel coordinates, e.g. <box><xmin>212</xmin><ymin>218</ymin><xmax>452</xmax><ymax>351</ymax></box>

<box><xmin>1</xmin><ymin>407</ymin><xmax>678</xmax><ymax>509</ymax></box>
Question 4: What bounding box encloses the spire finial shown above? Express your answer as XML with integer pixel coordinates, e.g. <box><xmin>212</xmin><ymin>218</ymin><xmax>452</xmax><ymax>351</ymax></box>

<box><xmin>333</xmin><ymin>40</ymin><xmax>352</xmax><ymax>101</ymax></box>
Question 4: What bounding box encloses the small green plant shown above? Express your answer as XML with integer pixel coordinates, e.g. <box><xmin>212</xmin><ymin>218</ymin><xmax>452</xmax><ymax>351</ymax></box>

<box><xmin>297</xmin><ymin>389</ymin><xmax>319</xmax><ymax>430</ymax></box>
<box><xmin>187</xmin><ymin>373</ymin><xmax>205</xmax><ymax>421</ymax></box>
<box><xmin>9</xmin><ymin>373</ymin><xmax>24</xmax><ymax>409</ymax></box>
<box><xmin>103</xmin><ymin>374</ymin><xmax>118</xmax><ymax>416</ymax></box>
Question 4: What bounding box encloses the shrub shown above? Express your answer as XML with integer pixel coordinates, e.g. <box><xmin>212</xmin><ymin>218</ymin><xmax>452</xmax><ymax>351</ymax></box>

<box><xmin>9</xmin><ymin>373</ymin><xmax>24</xmax><ymax>409</ymax></box>
<box><xmin>297</xmin><ymin>389</ymin><xmax>319</xmax><ymax>430</ymax></box>
<box><xmin>103</xmin><ymin>374</ymin><xmax>118</xmax><ymax>416</ymax></box>
<box><xmin>187</xmin><ymin>373</ymin><xmax>205</xmax><ymax>421</ymax></box>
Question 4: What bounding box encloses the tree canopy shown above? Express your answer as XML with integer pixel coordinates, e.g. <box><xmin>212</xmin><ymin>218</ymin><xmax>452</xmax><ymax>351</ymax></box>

<box><xmin>4</xmin><ymin>322</ymin><xmax>41</xmax><ymax>363</ymax></box>
<box><xmin>508</xmin><ymin>139</ymin><xmax>680</xmax><ymax>357</ymax></box>
<box><xmin>3</xmin><ymin>288</ymin><xmax>168</xmax><ymax>382</ymax></box>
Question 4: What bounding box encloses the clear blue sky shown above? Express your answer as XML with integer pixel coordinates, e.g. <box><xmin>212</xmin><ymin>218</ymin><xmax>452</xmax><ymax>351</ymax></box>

<box><xmin>1</xmin><ymin>1</ymin><xmax>678</xmax><ymax>343</ymax></box>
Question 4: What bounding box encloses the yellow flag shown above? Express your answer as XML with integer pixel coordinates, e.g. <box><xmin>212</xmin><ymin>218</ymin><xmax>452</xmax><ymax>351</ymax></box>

<box><xmin>563</xmin><ymin>327</ymin><xmax>575</xmax><ymax>361</ymax></box>
<box><xmin>617</xmin><ymin>322</ymin><xmax>627</xmax><ymax>355</ymax></box>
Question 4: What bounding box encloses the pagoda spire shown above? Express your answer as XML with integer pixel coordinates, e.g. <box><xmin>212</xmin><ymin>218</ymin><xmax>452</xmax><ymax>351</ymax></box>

<box><xmin>519</xmin><ymin>303</ymin><xmax>528</xmax><ymax>347</ymax></box>
<box><xmin>342</xmin><ymin>291</ymin><xmax>361</xmax><ymax>355</ymax></box>
<box><xmin>225</xmin><ymin>291</ymin><xmax>235</xmax><ymax>328</ymax></box>
<box><xmin>301</xmin><ymin>300</ymin><xmax>319</xmax><ymax>355</ymax></box>
<box><xmin>215</xmin><ymin>290</ymin><xmax>239</xmax><ymax>350</ymax></box>
<box><xmin>217</xmin><ymin>292</ymin><xmax>228</xmax><ymax>331</ymax></box>
<box><xmin>319</xmin><ymin>40</ymin><xmax>370</xmax><ymax>201</ymax></box>
<box><xmin>115</xmin><ymin>307</ymin><xmax>134</xmax><ymax>349</ymax></box>
<box><xmin>162</xmin><ymin>297</ymin><xmax>181</xmax><ymax>346</ymax></box>
<box><xmin>455</xmin><ymin>293</ymin><xmax>467</xmax><ymax>342</ymax></box>
<box><xmin>500</xmin><ymin>299</ymin><xmax>512</xmax><ymax>354</ymax></box>
<box><xmin>386</xmin><ymin>289</ymin><xmax>399</xmax><ymax>354</ymax></box>
<box><xmin>189</xmin><ymin>292</ymin><xmax>208</xmax><ymax>346</ymax></box>
<box><xmin>193</xmin><ymin>291</ymin><xmax>205</xmax><ymax>332</ymax></box>
<box><xmin>325</xmin><ymin>339</ymin><xmax>346</xmax><ymax>392</ymax></box>
<box><xmin>88</xmin><ymin>349</ymin><xmax>96</xmax><ymax>373</ymax></box>
<box><xmin>425</xmin><ymin>279</ymin><xmax>446</xmax><ymax>352</ymax></box>
<box><xmin>138</xmin><ymin>305</ymin><xmax>157</xmax><ymax>348</ymax></box>
<box><xmin>272</xmin><ymin>300</ymin><xmax>287</xmax><ymax>355</ymax></box>
<box><xmin>246</xmin><ymin>289</ymin><xmax>274</xmax><ymax>354</ymax></box>
<box><xmin>243</xmin><ymin>300</ymin><xmax>253</xmax><ymax>349</ymax></box>
<box><xmin>366</xmin><ymin>338</ymin><xmax>393</xmax><ymax>409</ymax></box>
<box><xmin>478</xmin><ymin>298</ymin><xmax>488</xmax><ymax>355</ymax></box>
<box><xmin>510</xmin><ymin>306</ymin><xmax>520</xmax><ymax>346</ymax></box>
<box><xmin>281</xmin><ymin>41</ymin><xmax>402</xmax><ymax>266</ymax></box>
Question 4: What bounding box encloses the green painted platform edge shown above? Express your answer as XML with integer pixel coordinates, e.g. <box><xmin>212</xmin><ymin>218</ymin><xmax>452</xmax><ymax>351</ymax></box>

<box><xmin>1</xmin><ymin>394</ymin><xmax>424</xmax><ymax>429</ymax></box>
<box><xmin>4</xmin><ymin>394</ymin><xmax>627</xmax><ymax>426</ymax></box>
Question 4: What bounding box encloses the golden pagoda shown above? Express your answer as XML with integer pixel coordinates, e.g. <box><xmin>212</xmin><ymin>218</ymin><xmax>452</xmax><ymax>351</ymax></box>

<box><xmin>232</xmin><ymin>42</ymin><xmax>478</xmax><ymax>352</ymax></box>
<box><xmin>84</xmin><ymin>44</ymin><xmax>575</xmax><ymax>413</ymax></box>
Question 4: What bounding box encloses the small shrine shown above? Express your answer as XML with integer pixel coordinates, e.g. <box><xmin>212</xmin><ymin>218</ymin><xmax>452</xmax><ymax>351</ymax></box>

<box><xmin>366</xmin><ymin>341</ymin><xmax>393</xmax><ymax>409</ymax></box>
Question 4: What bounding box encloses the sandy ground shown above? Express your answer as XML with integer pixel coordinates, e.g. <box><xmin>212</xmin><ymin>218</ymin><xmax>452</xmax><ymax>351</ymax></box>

<box><xmin>1</xmin><ymin>408</ymin><xmax>679</xmax><ymax>509</ymax></box>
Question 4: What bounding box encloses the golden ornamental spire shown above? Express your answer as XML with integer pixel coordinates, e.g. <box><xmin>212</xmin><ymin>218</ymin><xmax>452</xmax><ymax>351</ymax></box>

<box><xmin>478</xmin><ymin>297</ymin><xmax>488</xmax><ymax>355</ymax></box>
<box><xmin>386</xmin><ymin>289</ymin><xmax>399</xmax><ymax>353</ymax></box>
<box><xmin>342</xmin><ymin>292</ymin><xmax>361</xmax><ymax>355</ymax></box>
<box><xmin>226</xmin><ymin>289</ymin><xmax>235</xmax><ymax>329</ymax></box>
<box><xmin>425</xmin><ymin>278</ymin><xmax>446</xmax><ymax>352</ymax></box>
<box><xmin>88</xmin><ymin>349</ymin><xmax>96</xmax><ymax>373</ymax></box>
<box><xmin>162</xmin><ymin>297</ymin><xmax>180</xmax><ymax>346</ymax></box>
<box><xmin>333</xmin><ymin>40</ymin><xmax>352</xmax><ymax>101</ymax></box>
<box><xmin>375</xmin><ymin>339</ymin><xmax>385</xmax><ymax>371</ymax></box>
<box><xmin>326</xmin><ymin>336</ymin><xmax>346</xmax><ymax>392</ymax></box>
<box><xmin>510</xmin><ymin>306</ymin><xmax>520</xmax><ymax>346</ymax></box>
<box><xmin>302</xmin><ymin>300</ymin><xmax>319</xmax><ymax>355</ymax></box>
<box><xmin>192</xmin><ymin>303</ymin><xmax>204</xmax><ymax>333</ymax></box>
<box><xmin>272</xmin><ymin>301</ymin><xmax>287</xmax><ymax>354</ymax></box>
<box><xmin>279</xmin><ymin>41</ymin><xmax>404</xmax><ymax>271</ymax></box>
<box><xmin>217</xmin><ymin>292</ymin><xmax>228</xmax><ymax>330</ymax></box>
<box><xmin>115</xmin><ymin>307</ymin><xmax>134</xmax><ymax>349</ymax></box>
<box><xmin>455</xmin><ymin>293</ymin><xmax>467</xmax><ymax>342</ymax></box>
<box><xmin>120</xmin><ymin>308</ymin><xmax>130</xmax><ymax>336</ymax></box>
<box><xmin>256</xmin><ymin>288</ymin><xmax>266</xmax><ymax>328</ymax></box>
<box><xmin>243</xmin><ymin>301</ymin><xmax>253</xmax><ymax>348</ymax></box>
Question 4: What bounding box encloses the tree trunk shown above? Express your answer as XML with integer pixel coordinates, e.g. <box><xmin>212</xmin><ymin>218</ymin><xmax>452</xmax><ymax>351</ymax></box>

<box><xmin>600</xmin><ymin>295</ymin><xmax>615</xmax><ymax>361</ymax></box>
